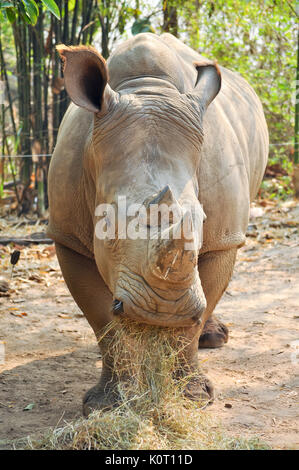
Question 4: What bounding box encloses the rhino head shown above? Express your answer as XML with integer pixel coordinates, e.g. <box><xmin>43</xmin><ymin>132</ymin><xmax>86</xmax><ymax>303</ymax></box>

<box><xmin>57</xmin><ymin>44</ymin><xmax>221</xmax><ymax>328</ymax></box>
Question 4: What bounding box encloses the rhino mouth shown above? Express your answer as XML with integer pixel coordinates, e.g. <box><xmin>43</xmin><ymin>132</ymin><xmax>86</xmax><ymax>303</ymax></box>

<box><xmin>114</xmin><ymin>272</ymin><xmax>206</xmax><ymax>328</ymax></box>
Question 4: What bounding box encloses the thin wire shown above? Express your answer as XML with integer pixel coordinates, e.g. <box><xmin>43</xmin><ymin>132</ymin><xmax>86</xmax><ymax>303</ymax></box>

<box><xmin>0</xmin><ymin>142</ymin><xmax>295</xmax><ymax>158</ymax></box>
<box><xmin>269</xmin><ymin>142</ymin><xmax>293</xmax><ymax>146</ymax></box>
<box><xmin>0</xmin><ymin>154</ymin><xmax>52</xmax><ymax>158</ymax></box>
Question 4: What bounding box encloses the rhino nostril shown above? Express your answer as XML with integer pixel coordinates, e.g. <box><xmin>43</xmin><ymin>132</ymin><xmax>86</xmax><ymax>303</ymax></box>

<box><xmin>112</xmin><ymin>299</ymin><xmax>124</xmax><ymax>315</ymax></box>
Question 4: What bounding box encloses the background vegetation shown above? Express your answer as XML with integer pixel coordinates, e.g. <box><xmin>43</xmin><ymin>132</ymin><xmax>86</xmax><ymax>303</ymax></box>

<box><xmin>0</xmin><ymin>0</ymin><xmax>297</xmax><ymax>216</ymax></box>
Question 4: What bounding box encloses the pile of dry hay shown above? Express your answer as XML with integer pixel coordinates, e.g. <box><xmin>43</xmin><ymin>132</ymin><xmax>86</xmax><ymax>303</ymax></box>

<box><xmin>26</xmin><ymin>319</ymin><xmax>267</xmax><ymax>450</ymax></box>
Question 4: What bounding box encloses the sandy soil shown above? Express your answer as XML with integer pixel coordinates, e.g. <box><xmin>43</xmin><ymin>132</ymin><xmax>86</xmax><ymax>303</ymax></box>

<box><xmin>0</xmin><ymin>201</ymin><xmax>298</xmax><ymax>450</ymax></box>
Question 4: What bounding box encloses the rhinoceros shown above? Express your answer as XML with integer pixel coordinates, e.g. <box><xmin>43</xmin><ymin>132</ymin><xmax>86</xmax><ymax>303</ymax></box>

<box><xmin>48</xmin><ymin>33</ymin><xmax>268</xmax><ymax>415</ymax></box>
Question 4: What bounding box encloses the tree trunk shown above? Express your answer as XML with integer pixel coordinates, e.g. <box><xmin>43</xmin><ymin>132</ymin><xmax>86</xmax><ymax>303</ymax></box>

<box><xmin>32</xmin><ymin>8</ymin><xmax>45</xmax><ymax>215</ymax></box>
<box><xmin>52</xmin><ymin>1</ymin><xmax>62</xmax><ymax>147</ymax></box>
<box><xmin>294</xmin><ymin>25</ymin><xmax>299</xmax><ymax>166</ymax></box>
<box><xmin>162</xmin><ymin>1</ymin><xmax>178</xmax><ymax>37</ymax></box>
<box><xmin>71</xmin><ymin>0</ymin><xmax>79</xmax><ymax>45</ymax></box>
<box><xmin>293</xmin><ymin>24</ymin><xmax>299</xmax><ymax>197</ymax></box>
<box><xmin>59</xmin><ymin>0</ymin><xmax>70</xmax><ymax>123</ymax></box>
<box><xmin>13</xmin><ymin>19</ymin><xmax>32</xmax><ymax>186</ymax></box>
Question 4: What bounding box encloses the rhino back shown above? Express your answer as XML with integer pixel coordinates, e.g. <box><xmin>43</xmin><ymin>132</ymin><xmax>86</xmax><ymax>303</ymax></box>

<box><xmin>108</xmin><ymin>33</ymin><xmax>188</xmax><ymax>92</ymax></box>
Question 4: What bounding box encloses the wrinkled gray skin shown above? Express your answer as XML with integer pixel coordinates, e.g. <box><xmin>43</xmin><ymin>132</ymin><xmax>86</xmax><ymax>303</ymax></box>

<box><xmin>48</xmin><ymin>33</ymin><xmax>268</xmax><ymax>415</ymax></box>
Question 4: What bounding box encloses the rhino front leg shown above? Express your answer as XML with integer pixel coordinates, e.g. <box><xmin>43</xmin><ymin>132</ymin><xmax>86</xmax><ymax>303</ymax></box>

<box><xmin>55</xmin><ymin>242</ymin><xmax>118</xmax><ymax>415</ymax></box>
<box><xmin>197</xmin><ymin>248</ymin><xmax>237</xmax><ymax>349</ymax></box>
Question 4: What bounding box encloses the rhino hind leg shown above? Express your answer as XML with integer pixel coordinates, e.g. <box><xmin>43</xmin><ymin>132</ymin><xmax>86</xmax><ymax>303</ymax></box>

<box><xmin>198</xmin><ymin>316</ymin><xmax>229</xmax><ymax>349</ymax></box>
<box><xmin>197</xmin><ymin>248</ymin><xmax>237</xmax><ymax>349</ymax></box>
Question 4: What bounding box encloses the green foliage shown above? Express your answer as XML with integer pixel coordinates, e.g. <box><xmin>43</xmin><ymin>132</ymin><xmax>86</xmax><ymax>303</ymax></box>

<box><xmin>94</xmin><ymin>1</ymin><xmax>139</xmax><ymax>57</ymax></box>
<box><xmin>260</xmin><ymin>175</ymin><xmax>294</xmax><ymax>200</ymax></box>
<box><xmin>0</xmin><ymin>0</ymin><xmax>297</xmax><ymax>203</ymax></box>
<box><xmin>262</xmin><ymin>146</ymin><xmax>294</xmax><ymax>200</ymax></box>
<box><xmin>132</xmin><ymin>17</ymin><xmax>155</xmax><ymax>35</ymax></box>
<box><xmin>40</xmin><ymin>0</ymin><xmax>60</xmax><ymax>20</ymax></box>
<box><xmin>0</xmin><ymin>0</ymin><xmax>60</xmax><ymax>24</ymax></box>
<box><xmin>22</xmin><ymin>0</ymin><xmax>38</xmax><ymax>24</ymax></box>
<box><xmin>166</xmin><ymin>0</ymin><xmax>297</xmax><ymax>199</ymax></box>
<box><xmin>172</xmin><ymin>0</ymin><xmax>295</xmax><ymax>147</ymax></box>
<box><xmin>5</xmin><ymin>7</ymin><xmax>15</xmax><ymax>23</ymax></box>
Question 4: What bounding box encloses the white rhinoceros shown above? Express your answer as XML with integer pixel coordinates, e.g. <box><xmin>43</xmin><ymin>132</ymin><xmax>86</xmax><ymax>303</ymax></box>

<box><xmin>48</xmin><ymin>33</ymin><xmax>268</xmax><ymax>414</ymax></box>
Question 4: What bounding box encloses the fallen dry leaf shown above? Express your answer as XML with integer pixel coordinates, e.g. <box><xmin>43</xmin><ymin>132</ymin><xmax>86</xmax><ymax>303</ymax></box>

<box><xmin>58</xmin><ymin>314</ymin><xmax>72</xmax><ymax>319</ymax></box>
<box><xmin>10</xmin><ymin>311</ymin><xmax>27</xmax><ymax>317</ymax></box>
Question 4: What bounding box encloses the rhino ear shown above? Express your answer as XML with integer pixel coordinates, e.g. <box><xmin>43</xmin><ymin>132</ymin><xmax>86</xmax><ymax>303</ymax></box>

<box><xmin>56</xmin><ymin>44</ymin><xmax>116</xmax><ymax>114</ymax></box>
<box><xmin>193</xmin><ymin>60</ymin><xmax>221</xmax><ymax>111</ymax></box>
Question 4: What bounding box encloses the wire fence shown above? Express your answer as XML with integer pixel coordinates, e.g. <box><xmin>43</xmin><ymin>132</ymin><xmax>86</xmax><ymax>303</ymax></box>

<box><xmin>0</xmin><ymin>142</ymin><xmax>295</xmax><ymax>159</ymax></box>
<box><xmin>0</xmin><ymin>154</ymin><xmax>52</xmax><ymax>158</ymax></box>
<box><xmin>0</xmin><ymin>140</ymin><xmax>296</xmax><ymax>216</ymax></box>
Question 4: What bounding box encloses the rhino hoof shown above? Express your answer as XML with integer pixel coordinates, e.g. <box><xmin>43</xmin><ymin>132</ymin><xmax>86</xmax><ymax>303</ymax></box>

<box><xmin>82</xmin><ymin>383</ymin><xmax>120</xmax><ymax>417</ymax></box>
<box><xmin>198</xmin><ymin>316</ymin><xmax>229</xmax><ymax>349</ymax></box>
<box><xmin>184</xmin><ymin>373</ymin><xmax>214</xmax><ymax>405</ymax></box>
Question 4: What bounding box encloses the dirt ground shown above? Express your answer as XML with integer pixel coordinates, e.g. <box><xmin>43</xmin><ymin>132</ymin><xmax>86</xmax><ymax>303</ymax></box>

<box><xmin>0</xmin><ymin>200</ymin><xmax>298</xmax><ymax>450</ymax></box>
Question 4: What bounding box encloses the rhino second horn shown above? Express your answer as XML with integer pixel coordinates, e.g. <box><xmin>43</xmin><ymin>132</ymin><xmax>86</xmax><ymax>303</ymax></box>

<box><xmin>163</xmin><ymin>210</ymin><xmax>195</xmax><ymax>246</ymax></box>
<box><xmin>153</xmin><ymin>211</ymin><xmax>198</xmax><ymax>282</ymax></box>
<box><xmin>147</xmin><ymin>185</ymin><xmax>176</xmax><ymax>207</ymax></box>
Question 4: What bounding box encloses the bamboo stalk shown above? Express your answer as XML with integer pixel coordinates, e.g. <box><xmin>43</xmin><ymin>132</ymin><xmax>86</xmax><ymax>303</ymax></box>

<box><xmin>294</xmin><ymin>25</ymin><xmax>299</xmax><ymax>165</ymax></box>
<box><xmin>52</xmin><ymin>1</ymin><xmax>61</xmax><ymax>147</ymax></box>
<box><xmin>0</xmin><ymin>26</ymin><xmax>20</xmax><ymax>205</ymax></box>
<box><xmin>71</xmin><ymin>0</ymin><xmax>79</xmax><ymax>45</ymax></box>
<box><xmin>0</xmin><ymin>32</ymin><xmax>17</xmax><ymax>139</ymax></box>
<box><xmin>32</xmin><ymin>6</ymin><xmax>45</xmax><ymax>215</ymax></box>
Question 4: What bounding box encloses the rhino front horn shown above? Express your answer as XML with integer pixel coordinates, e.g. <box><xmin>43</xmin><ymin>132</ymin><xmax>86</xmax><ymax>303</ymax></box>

<box><xmin>164</xmin><ymin>210</ymin><xmax>195</xmax><ymax>245</ymax></box>
<box><xmin>144</xmin><ymin>185</ymin><xmax>182</xmax><ymax>227</ymax></box>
